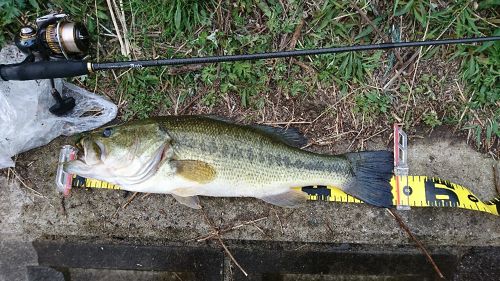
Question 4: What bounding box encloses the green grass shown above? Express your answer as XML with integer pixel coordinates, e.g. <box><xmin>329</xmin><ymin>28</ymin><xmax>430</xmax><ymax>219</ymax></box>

<box><xmin>1</xmin><ymin>0</ymin><xmax>499</xmax><ymax>154</ymax></box>
<box><xmin>0</xmin><ymin>0</ymin><xmax>39</xmax><ymax>44</ymax></box>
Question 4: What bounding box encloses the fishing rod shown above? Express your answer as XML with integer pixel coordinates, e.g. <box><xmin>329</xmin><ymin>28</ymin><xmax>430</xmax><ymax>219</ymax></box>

<box><xmin>2</xmin><ymin>33</ymin><xmax>499</xmax><ymax>82</ymax></box>
<box><xmin>0</xmin><ymin>13</ymin><xmax>499</xmax><ymax>115</ymax></box>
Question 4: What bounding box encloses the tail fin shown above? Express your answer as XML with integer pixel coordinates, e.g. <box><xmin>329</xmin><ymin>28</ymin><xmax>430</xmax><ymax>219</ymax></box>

<box><xmin>344</xmin><ymin>151</ymin><xmax>394</xmax><ymax>207</ymax></box>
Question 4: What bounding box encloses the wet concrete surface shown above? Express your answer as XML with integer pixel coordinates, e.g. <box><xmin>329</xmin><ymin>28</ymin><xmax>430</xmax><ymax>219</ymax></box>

<box><xmin>0</xmin><ymin>131</ymin><xmax>499</xmax><ymax>280</ymax></box>
<box><xmin>67</xmin><ymin>269</ymin><xmax>194</xmax><ymax>281</ymax></box>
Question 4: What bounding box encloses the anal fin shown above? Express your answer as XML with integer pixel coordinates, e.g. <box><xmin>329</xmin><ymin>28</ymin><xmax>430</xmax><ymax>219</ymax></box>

<box><xmin>171</xmin><ymin>194</ymin><xmax>202</xmax><ymax>209</ymax></box>
<box><xmin>260</xmin><ymin>189</ymin><xmax>308</xmax><ymax>208</ymax></box>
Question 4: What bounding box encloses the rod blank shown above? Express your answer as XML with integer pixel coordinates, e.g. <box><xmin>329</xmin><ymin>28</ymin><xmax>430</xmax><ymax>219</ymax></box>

<box><xmin>92</xmin><ymin>36</ymin><xmax>500</xmax><ymax>71</ymax></box>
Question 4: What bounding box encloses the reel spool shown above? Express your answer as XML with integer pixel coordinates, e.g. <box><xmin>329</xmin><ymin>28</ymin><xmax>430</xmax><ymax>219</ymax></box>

<box><xmin>15</xmin><ymin>13</ymin><xmax>90</xmax><ymax>59</ymax></box>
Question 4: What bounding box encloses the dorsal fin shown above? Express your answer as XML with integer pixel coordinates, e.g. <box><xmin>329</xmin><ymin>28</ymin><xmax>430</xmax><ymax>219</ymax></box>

<box><xmin>203</xmin><ymin>115</ymin><xmax>308</xmax><ymax>148</ymax></box>
<box><xmin>251</xmin><ymin>125</ymin><xmax>308</xmax><ymax>148</ymax></box>
<box><xmin>203</xmin><ymin>115</ymin><xmax>234</xmax><ymax>123</ymax></box>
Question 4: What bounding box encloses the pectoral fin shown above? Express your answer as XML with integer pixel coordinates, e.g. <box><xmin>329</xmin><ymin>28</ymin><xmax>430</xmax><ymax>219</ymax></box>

<box><xmin>260</xmin><ymin>189</ymin><xmax>308</xmax><ymax>208</ymax></box>
<box><xmin>174</xmin><ymin>160</ymin><xmax>216</xmax><ymax>184</ymax></box>
<box><xmin>171</xmin><ymin>194</ymin><xmax>202</xmax><ymax>209</ymax></box>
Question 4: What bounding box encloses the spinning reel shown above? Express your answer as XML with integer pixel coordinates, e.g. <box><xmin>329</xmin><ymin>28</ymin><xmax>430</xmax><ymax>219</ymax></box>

<box><xmin>16</xmin><ymin>13</ymin><xmax>89</xmax><ymax>60</ymax></box>
<box><xmin>14</xmin><ymin>13</ymin><xmax>90</xmax><ymax>115</ymax></box>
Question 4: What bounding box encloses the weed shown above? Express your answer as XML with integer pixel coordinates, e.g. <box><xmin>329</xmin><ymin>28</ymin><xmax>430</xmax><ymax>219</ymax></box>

<box><xmin>354</xmin><ymin>91</ymin><xmax>392</xmax><ymax>117</ymax></box>
<box><xmin>0</xmin><ymin>0</ymin><xmax>39</xmax><ymax>46</ymax></box>
<box><xmin>2</xmin><ymin>0</ymin><xmax>499</xmax><ymax>155</ymax></box>
<box><xmin>423</xmin><ymin>111</ymin><xmax>442</xmax><ymax>128</ymax></box>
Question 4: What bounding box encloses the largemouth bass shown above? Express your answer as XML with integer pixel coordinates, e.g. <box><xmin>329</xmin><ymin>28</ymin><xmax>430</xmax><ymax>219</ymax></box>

<box><xmin>64</xmin><ymin>115</ymin><xmax>393</xmax><ymax>209</ymax></box>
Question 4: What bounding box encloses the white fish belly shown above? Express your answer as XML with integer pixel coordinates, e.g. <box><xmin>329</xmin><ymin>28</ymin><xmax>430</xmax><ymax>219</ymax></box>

<box><xmin>118</xmin><ymin>171</ymin><xmax>299</xmax><ymax>198</ymax></box>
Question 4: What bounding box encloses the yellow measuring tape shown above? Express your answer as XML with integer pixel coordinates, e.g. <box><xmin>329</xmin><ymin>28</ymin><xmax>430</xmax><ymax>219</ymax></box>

<box><xmin>70</xmin><ymin>174</ymin><xmax>499</xmax><ymax>216</ymax></box>
<box><xmin>298</xmin><ymin>176</ymin><xmax>499</xmax><ymax>216</ymax></box>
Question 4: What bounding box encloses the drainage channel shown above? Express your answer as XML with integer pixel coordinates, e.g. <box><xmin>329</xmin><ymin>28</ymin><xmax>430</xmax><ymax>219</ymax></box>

<box><xmin>26</xmin><ymin>239</ymin><xmax>500</xmax><ymax>281</ymax></box>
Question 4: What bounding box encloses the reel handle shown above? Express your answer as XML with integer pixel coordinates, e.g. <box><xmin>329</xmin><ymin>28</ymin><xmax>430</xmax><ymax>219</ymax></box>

<box><xmin>0</xmin><ymin>60</ymin><xmax>89</xmax><ymax>81</ymax></box>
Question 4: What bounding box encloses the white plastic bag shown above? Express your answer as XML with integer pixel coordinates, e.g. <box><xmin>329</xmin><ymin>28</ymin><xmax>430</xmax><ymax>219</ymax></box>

<box><xmin>0</xmin><ymin>45</ymin><xmax>117</xmax><ymax>169</ymax></box>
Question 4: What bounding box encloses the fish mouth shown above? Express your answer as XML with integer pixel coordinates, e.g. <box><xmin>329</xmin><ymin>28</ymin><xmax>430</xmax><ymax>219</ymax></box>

<box><xmin>64</xmin><ymin>138</ymin><xmax>104</xmax><ymax>176</ymax></box>
<box><xmin>75</xmin><ymin>137</ymin><xmax>107</xmax><ymax>164</ymax></box>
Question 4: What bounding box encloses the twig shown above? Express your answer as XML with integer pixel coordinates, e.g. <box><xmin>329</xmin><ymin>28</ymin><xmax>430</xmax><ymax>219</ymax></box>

<box><xmin>112</xmin><ymin>191</ymin><xmax>139</xmax><ymax>218</ymax></box>
<box><xmin>6</xmin><ymin>163</ymin><xmax>12</xmax><ymax>182</ymax></box>
<box><xmin>493</xmin><ymin>163</ymin><xmax>500</xmax><ymax>195</ymax></box>
<box><xmin>122</xmin><ymin>191</ymin><xmax>139</xmax><ymax>209</ymax></box>
<box><xmin>128</xmin><ymin>0</ymin><xmax>138</xmax><ymax>58</ymax></box>
<box><xmin>387</xmin><ymin>209</ymin><xmax>445</xmax><ymax>279</ymax></box>
<box><xmin>470</xmin><ymin>10</ymin><xmax>498</xmax><ymax>28</ymax></box>
<box><xmin>117</xmin><ymin>0</ymin><xmax>131</xmax><ymax>56</ymax></box>
<box><xmin>455</xmin><ymin>81</ymin><xmax>475</xmax><ymax>132</ymax></box>
<box><xmin>383</xmin><ymin>51</ymin><xmax>419</xmax><ymax>89</ymax></box>
<box><xmin>9</xmin><ymin>168</ymin><xmax>43</xmax><ymax>197</ymax></box>
<box><xmin>217</xmin><ymin>236</ymin><xmax>248</xmax><ymax>277</ymax></box>
<box><xmin>262</xmin><ymin>121</ymin><xmax>311</xmax><ymax>125</ymax></box>
<box><xmin>97</xmin><ymin>22</ymin><xmax>116</xmax><ymax>36</ymax></box>
<box><xmin>384</xmin><ymin>6</ymin><xmax>461</xmax><ymax>88</ymax></box>
<box><xmin>201</xmin><ymin>208</ymin><xmax>248</xmax><ymax>277</ymax></box>
<box><xmin>178</xmin><ymin>89</ymin><xmax>206</xmax><ymax>114</ymax></box>
<box><xmin>173</xmin><ymin>272</ymin><xmax>184</xmax><ymax>281</ymax></box>
<box><xmin>325</xmin><ymin>217</ymin><xmax>335</xmax><ymax>235</ymax></box>
<box><xmin>289</xmin><ymin>18</ymin><xmax>304</xmax><ymax>50</ymax></box>
<box><xmin>193</xmin><ymin>216</ymin><xmax>268</xmax><ymax>242</ymax></box>
<box><xmin>350</xmin><ymin>3</ymin><xmax>403</xmax><ymax>64</ymax></box>
<box><xmin>347</xmin><ymin>114</ymin><xmax>365</xmax><ymax>151</ymax></box>
<box><xmin>60</xmin><ymin>197</ymin><xmax>68</xmax><ymax>219</ymax></box>
<box><xmin>362</xmin><ymin>128</ymin><xmax>389</xmax><ymax>142</ymax></box>
<box><xmin>251</xmin><ymin>223</ymin><xmax>269</xmax><ymax>237</ymax></box>
<box><xmin>455</xmin><ymin>82</ymin><xmax>483</xmax><ymax>126</ymax></box>
<box><xmin>8</xmin><ymin>168</ymin><xmax>54</xmax><ymax>208</ymax></box>
<box><xmin>116</xmin><ymin>67</ymin><xmax>133</xmax><ymax>79</ymax></box>
<box><xmin>272</xmin><ymin>208</ymin><xmax>285</xmax><ymax>235</ymax></box>
<box><xmin>105</xmin><ymin>0</ymin><xmax>127</xmax><ymax>56</ymax></box>
<box><xmin>291</xmin><ymin>58</ymin><xmax>316</xmax><ymax>74</ymax></box>
<box><xmin>93</xmin><ymin>0</ymin><xmax>100</xmax><ymax>94</ymax></box>
<box><xmin>287</xmin><ymin>18</ymin><xmax>317</xmax><ymax>75</ymax></box>
<box><xmin>403</xmin><ymin>11</ymin><xmax>431</xmax><ymax>123</ymax></box>
<box><xmin>308</xmin><ymin>91</ymin><xmax>354</xmax><ymax>126</ymax></box>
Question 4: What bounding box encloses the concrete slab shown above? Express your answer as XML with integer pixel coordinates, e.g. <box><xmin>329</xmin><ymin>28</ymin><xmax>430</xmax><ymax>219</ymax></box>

<box><xmin>0</xmin><ymin>131</ymin><xmax>498</xmax><ymax>280</ymax></box>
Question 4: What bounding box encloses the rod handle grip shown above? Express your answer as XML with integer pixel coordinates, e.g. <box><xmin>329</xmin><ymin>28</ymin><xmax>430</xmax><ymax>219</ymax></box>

<box><xmin>0</xmin><ymin>60</ymin><xmax>90</xmax><ymax>81</ymax></box>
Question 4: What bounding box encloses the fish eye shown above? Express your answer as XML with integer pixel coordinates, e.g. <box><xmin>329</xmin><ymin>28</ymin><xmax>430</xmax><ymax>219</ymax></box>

<box><xmin>102</xmin><ymin>128</ymin><xmax>113</xmax><ymax>138</ymax></box>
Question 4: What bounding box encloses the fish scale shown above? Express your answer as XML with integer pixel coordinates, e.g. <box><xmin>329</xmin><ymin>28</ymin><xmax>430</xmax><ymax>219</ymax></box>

<box><xmin>169</xmin><ymin>123</ymin><xmax>350</xmax><ymax>187</ymax></box>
